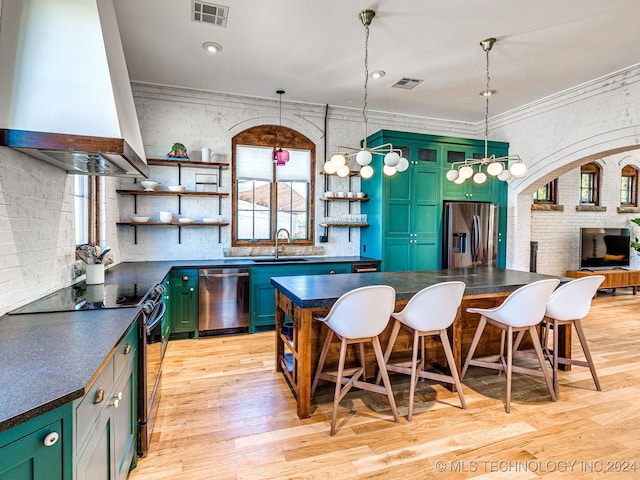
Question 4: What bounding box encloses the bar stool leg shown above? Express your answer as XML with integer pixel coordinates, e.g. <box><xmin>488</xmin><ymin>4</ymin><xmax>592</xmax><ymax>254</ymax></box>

<box><xmin>372</xmin><ymin>336</ymin><xmax>400</xmax><ymax>423</ymax></box>
<box><xmin>377</xmin><ymin>319</ymin><xmax>401</xmax><ymax>385</ymax></box>
<box><xmin>311</xmin><ymin>329</ymin><xmax>333</xmax><ymax>397</ymax></box>
<box><xmin>573</xmin><ymin>319</ymin><xmax>601</xmax><ymax>391</ymax></box>
<box><xmin>407</xmin><ymin>330</ymin><xmax>421</xmax><ymax>421</ymax></box>
<box><xmin>530</xmin><ymin>325</ymin><xmax>556</xmax><ymax>402</ymax></box>
<box><xmin>461</xmin><ymin>316</ymin><xmax>487</xmax><ymax>379</ymax></box>
<box><xmin>505</xmin><ymin>325</ymin><xmax>513</xmax><ymax>413</ymax></box>
<box><xmin>440</xmin><ymin>329</ymin><xmax>466</xmax><ymax>410</ymax></box>
<box><xmin>330</xmin><ymin>338</ymin><xmax>348</xmax><ymax>436</ymax></box>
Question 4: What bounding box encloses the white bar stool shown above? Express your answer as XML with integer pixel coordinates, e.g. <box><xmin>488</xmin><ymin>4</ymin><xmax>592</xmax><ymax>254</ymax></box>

<box><xmin>311</xmin><ymin>285</ymin><xmax>399</xmax><ymax>435</ymax></box>
<box><xmin>379</xmin><ymin>281</ymin><xmax>467</xmax><ymax>420</ymax></box>
<box><xmin>461</xmin><ymin>279</ymin><xmax>560</xmax><ymax>413</ymax></box>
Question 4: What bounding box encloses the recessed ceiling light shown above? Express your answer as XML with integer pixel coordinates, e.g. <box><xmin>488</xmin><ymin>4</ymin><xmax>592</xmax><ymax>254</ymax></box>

<box><xmin>202</xmin><ymin>41</ymin><xmax>223</xmax><ymax>53</ymax></box>
<box><xmin>371</xmin><ymin>70</ymin><xmax>385</xmax><ymax>79</ymax></box>
<box><xmin>480</xmin><ymin>89</ymin><xmax>497</xmax><ymax>97</ymax></box>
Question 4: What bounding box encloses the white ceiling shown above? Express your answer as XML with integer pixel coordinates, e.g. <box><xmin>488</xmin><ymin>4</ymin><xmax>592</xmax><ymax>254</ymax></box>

<box><xmin>113</xmin><ymin>0</ymin><xmax>640</xmax><ymax>123</ymax></box>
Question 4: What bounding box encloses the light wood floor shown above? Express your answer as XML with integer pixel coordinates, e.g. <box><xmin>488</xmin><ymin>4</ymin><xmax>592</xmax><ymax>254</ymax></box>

<box><xmin>129</xmin><ymin>291</ymin><xmax>640</xmax><ymax>479</ymax></box>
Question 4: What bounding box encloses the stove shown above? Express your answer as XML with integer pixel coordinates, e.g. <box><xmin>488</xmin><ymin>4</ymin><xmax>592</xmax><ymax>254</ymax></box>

<box><xmin>9</xmin><ymin>282</ymin><xmax>153</xmax><ymax>314</ymax></box>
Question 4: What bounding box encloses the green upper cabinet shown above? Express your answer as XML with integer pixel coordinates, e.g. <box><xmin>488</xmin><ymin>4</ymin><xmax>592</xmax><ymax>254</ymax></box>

<box><xmin>361</xmin><ymin>130</ymin><xmax>509</xmax><ymax>271</ymax></box>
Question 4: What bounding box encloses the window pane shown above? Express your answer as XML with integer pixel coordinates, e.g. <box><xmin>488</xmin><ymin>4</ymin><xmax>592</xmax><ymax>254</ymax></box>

<box><xmin>276</xmin><ymin>182</ymin><xmax>308</xmax><ymax>239</ymax></box>
<box><xmin>621</xmin><ymin>176</ymin><xmax>632</xmax><ymax>204</ymax></box>
<box><xmin>237</xmin><ymin>180</ymin><xmax>271</xmax><ymax>240</ymax></box>
<box><xmin>74</xmin><ymin>176</ymin><xmax>88</xmax><ymax>245</ymax></box>
<box><xmin>276</xmin><ymin>149</ymin><xmax>311</xmax><ymax>181</ymax></box>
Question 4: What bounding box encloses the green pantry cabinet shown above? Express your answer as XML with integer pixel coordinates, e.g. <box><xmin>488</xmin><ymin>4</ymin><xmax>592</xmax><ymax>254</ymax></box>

<box><xmin>361</xmin><ymin>130</ymin><xmax>509</xmax><ymax>271</ymax></box>
<box><xmin>0</xmin><ymin>324</ymin><xmax>138</xmax><ymax>480</ymax></box>
<box><xmin>249</xmin><ymin>262</ymin><xmax>354</xmax><ymax>333</ymax></box>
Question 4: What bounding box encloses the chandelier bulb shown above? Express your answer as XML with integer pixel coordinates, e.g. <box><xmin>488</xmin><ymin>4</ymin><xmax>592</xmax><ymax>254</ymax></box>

<box><xmin>360</xmin><ymin>165</ymin><xmax>374</xmax><ymax>179</ymax></box>
<box><xmin>356</xmin><ymin>149</ymin><xmax>372</xmax><ymax>166</ymax></box>
<box><xmin>509</xmin><ymin>161</ymin><xmax>528</xmax><ymax>178</ymax></box>
<box><xmin>473</xmin><ymin>171</ymin><xmax>487</xmax><ymax>184</ymax></box>
<box><xmin>336</xmin><ymin>164</ymin><xmax>350</xmax><ymax>177</ymax></box>
<box><xmin>446</xmin><ymin>169</ymin><xmax>460</xmax><ymax>182</ymax></box>
<box><xmin>458</xmin><ymin>164</ymin><xmax>474</xmax><ymax>180</ymax></box>
<box><xmin>486</xmin><ymin>161</ymin><xmax>504</xmax><ymax>176</ymax></box>
<box><xmin>323</xmin><ymin>161</ymin><xmax>337</xmax><ymax>175</ymax></box>
<box><xmin>395</xmin><ymin>157</ymin><xmax>409</xmax><ymax>173</ymax></box>
<box><xmin>330</xmin><ymin>153</ymin><xmax>347</xmax><ymax>167</ymax></box>
<box><xmin>497</xmin><ymin>169</ymin><xmax>512</xmax><ymax>181</ymax></box>
<box><xmin>383</xmin><ymin>151</ymin><xmax>400</xmax><ymax>167</ymax></box>
<box><xmin>382</xmin><ymin>165</ymin><xmax>397</xmax><ymax>177</ymax></box>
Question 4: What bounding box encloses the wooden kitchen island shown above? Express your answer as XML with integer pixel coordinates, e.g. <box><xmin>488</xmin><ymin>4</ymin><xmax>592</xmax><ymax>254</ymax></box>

<box><xmin>271</xmin><ymin>268</ymin><xmax>570</xmax><ymax>419</ymax></box>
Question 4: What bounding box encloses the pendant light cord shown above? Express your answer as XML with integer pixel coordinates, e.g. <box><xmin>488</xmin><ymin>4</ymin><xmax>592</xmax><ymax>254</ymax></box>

<box><xmin>484</xmin><ymin>45</ymin><xmax>490</xmax><ymax>159</ymax></box>
<box><xmin>362</xmin><ymin>22</ymin><xmax>369</xmax><ymax>149</ymax></box>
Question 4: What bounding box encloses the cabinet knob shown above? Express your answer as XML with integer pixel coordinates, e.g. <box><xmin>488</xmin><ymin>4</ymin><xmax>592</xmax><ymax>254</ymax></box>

<box><xmin>189</xmin><ymin>287</ymin><xmax>195</xmax><ymax>292</ymax></box>
<box><xmin>123</xmin><ymin>344</ymin><xmax>132</xmax><ymax>355</ymax></box>
<box><xmin>112</xmin><ymin>398</ymin><xmax>120</xmax><ymax>409</ymax></box>
<box><xmin>43</xmin><ymin>432</ymin><xmax>59</xmax><ymax>447</ymax></box>
<box><xmin>182</xmin><ymin>275</ymin><xmax>190</xmax><ymax>281</ymax></box>
<box><xmin>95</xmin><ymin>388</ymin><xmax>105</xmax><ymax>404</ymax></box>
<box><xmin>329</xmin><ymin>270</ymin><xmax>336</xmax><ymax>274</ymax></box>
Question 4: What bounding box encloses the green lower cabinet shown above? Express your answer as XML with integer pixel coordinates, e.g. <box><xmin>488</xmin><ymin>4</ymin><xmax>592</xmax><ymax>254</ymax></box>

<box><xmin>384</xmin><ymin>237</ymin><xmax>439</xmax><ymax>272</ymax></box>
<box><xmin>169</xmin><ymin>269</ymin><xmax>198</xmax><ymax>337</ymax></box>
<box><xmin>249</xmin><ymin>262</ymin><xmax>353</xmax><ymax>333</ymax></box>
<box><xmin>0</xmin><ymin>406</ymin><xmax>72</xmax><ymax>480</ymax></box>
<box><xmin>74</xmin><ymin>324</ymin><xmax>138</xmax><ymax>480</ymax></box>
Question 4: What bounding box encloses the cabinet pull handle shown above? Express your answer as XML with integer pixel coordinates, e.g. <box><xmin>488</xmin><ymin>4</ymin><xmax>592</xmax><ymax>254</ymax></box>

<box><xmin>123</xmin><ymin>344</ymin><xmax>132</xmax><ymax>355</ymax></box>
<box><xmin>95</xmin><ymin>388</ymin><xmax>105</xmax><ymax>404</ymax></box>
<box><xmin>43</xmin><ymin>432</ymin><xmax>59</xmax><ymax>447</ymax></box>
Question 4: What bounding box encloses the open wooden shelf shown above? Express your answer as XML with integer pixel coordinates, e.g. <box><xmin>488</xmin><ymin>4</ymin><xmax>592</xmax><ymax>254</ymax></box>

<box><xmin>320</xmin><ymin>197</ymin><xmax>369</xmax><ymax>202</ymax></box>
<box><xmin>147</xmin><ymin>158</ymin><xmax>229</xmax><ymax>169</ymax></box>
<box><xmin>117</xmin><ymin>221</ymin><xmax>229</xmax><ymax>227</ymax></box>
<box><xmin>116</xmin><ymin>189</ymin><xmax>229</xmax><ymax>197</ymax></box>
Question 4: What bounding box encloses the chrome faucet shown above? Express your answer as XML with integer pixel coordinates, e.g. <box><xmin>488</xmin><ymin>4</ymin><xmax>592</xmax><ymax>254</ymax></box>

<box><xmin>275</xmin><ymin>228</ymin><xmax>290</xmax><ymax>259</ymax></box>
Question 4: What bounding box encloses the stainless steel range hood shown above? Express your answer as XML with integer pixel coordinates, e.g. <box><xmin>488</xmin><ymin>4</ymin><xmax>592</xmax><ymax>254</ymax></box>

<box><xmin>0</xmin><ymin>0</ymin><xmax>149</xmax><ymax>178</ymax></box>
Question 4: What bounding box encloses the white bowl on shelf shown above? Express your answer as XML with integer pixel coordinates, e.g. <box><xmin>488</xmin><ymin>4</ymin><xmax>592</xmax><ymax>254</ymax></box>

<box><xmin>159</xmin><ymin>211</ymin><xmax>173</xmax><ymax>223</ymax></box>
<box><xmin>167</xmin><ymin>185</ymin><xmax>186</xmax><ymax>192</ymax></box>
<box><xmin>139</xmin><ymin>180</ymin><xmax>159</xmax><ymax>191</ymax></box>
<box><xmin>131</xmin><ymin>216</ymin><xmax>150</xmax><ymax>223</ymax></box>
<box><xmin>178</xmin><ymin>217</ymin><xmax>194</xmax><ymax>223</ymax></box>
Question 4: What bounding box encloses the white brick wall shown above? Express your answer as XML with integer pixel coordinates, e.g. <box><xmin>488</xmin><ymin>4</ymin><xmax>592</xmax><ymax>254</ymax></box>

<box><xmin>3</xmin><ymin>64</ymin><xmax>640</xmax><ymax>313</ymax></box>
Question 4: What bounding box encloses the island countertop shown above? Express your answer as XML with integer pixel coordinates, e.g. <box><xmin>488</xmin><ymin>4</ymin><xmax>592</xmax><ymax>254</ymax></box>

<box><xmin>270</xmin><ymin>268</ymin><xmax>569</xmax><ymax>308</ymax></box>
<box><xmin>270</xmin><ymin>267</ymin><xmax>570</xmax><ymax>419</ymax></box>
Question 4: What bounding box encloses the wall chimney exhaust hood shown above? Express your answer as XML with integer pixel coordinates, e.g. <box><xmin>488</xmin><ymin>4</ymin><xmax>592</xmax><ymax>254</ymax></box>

<box><xmin>0</xmin><ymin>0</ymin><xmax>149</xmax><ymax>178</ymax></box>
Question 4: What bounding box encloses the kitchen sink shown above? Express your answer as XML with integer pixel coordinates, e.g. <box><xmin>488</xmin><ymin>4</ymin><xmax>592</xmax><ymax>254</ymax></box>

<box><xmin>252</xmin><ymin>258</ymin><xmax>309</xmax><ymax>263</ymax></box>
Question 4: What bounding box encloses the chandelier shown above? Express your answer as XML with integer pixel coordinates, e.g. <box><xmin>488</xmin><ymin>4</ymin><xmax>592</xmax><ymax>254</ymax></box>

<box><xmin>323</xmin><ymin>10</ymin><xmax>408</xmax><ymax>179</ymax></box>
<box><xmin>446</xmin><ymin>38</ymin><xmax>527</xmax><ymax>185</ymax></box>
<box><xmin>272</xmin><ymin>89</ymin><xmax>290</xmax><ymax>166</ymax></box>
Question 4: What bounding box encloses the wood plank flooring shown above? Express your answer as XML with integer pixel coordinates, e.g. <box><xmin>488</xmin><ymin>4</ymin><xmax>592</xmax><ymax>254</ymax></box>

<box><xmin>129</xmin><ymin>291</ymin><xmax>640</xmax><ymax>479</ymax></box>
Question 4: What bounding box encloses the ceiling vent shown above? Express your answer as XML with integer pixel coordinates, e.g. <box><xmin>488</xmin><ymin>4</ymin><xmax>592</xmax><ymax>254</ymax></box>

<box><xmin>391</xmin><ymin>78</ymin><xmax>424</xmax><ymax>90</ymax></box>
<box><xmin>192</xmin><ymin>1</ymin><xmax>229</xmax><ymax>27</ymax></box>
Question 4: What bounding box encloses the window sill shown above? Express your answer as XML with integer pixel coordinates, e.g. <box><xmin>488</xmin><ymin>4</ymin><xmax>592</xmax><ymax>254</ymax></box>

<box><xmin>531</xmin><ymin>204</ymin><xmax>564</xmax><ymax>211</ymax></box>
<box><xmin>575</xmin><ymin>205</ymin><xmax>606</xmax><ymax>212</ymax></box>
<box><xmin>617</xmin><ymin>206</ymin><xmax>640</xmax><ymax>214</ymax></box>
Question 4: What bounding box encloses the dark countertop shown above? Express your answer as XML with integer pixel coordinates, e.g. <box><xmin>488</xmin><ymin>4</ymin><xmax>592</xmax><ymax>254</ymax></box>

<box><xmin>0</xmin><ymin>256</ymin><xmax>376</xmax><ymax>433</ymax></box>
<box><xmin>270</xmin><ymin>268</ymin><xmax>570</xmax><ymax>308</ymax></box>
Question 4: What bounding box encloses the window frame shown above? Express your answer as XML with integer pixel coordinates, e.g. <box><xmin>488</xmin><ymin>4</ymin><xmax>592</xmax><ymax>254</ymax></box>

<box><xmin>579</xmin><ymin>162</ymin><xmax>600</xmax><ymax>206</ymax></box>
<box><xmin>533</xmin><ymin>179</ymin><xmax>558</xmax><ymax>204</ymax></box>
<box><xmin>74</xmin><ymin>175</ymin><xmax>101</xmax><ymax>246</ymax></box>
<box><xmin>620</xmin><ymin>165</ymin><xmax>638</xmax><ymax>206</ymax></box>
<box><xmin>232</xmin><ymin>125</ymin><xmax>315</xmax><ymax>247</ymax></box>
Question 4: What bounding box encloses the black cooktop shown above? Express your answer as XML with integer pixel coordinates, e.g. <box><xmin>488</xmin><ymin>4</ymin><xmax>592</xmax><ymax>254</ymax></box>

<box><xmin>10</xmin><ymin>282</ymin><xmax>153</xmax><ymax>314</ymax></box>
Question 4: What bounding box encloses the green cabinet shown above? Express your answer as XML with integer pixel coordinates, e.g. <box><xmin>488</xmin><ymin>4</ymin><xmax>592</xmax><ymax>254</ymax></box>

<box><xmin>361</xmin><ymin>130</ymin><xmax>509</xmax><ymax>271</ymax></box>
<box><xmin>249</xmin><ymin>262</ymin><xmax>353</xmax><ymax>333</ymax></box>
<box><xmin>74</xmin><ymin>324</ymin><xmax>138</xmax><ymax>480</ymax></box>
<box><xmin>0</xmin><ymin>406</ymin><xmax>72</xmax><ymax>480</ymax></box>
<box><xmin>169</xmin><ymin>269</ymin><xmax>198</xmax><ymax>337</ymax></box>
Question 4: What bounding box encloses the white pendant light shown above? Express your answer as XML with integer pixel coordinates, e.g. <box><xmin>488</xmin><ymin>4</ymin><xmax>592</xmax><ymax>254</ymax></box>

<box><xmin>509</xmin><ymin>161</ymin><xmax>528</xmax><ymax>178</ymax></box>
<box><xmin>383</xmin><ymin>165</ymin><xmax>397</xmax><ymax>176</ymax></box>
<box><xmin>330</xmin><ymin>153</ymin><xmax>346</xmax><ymax>167</ymax></box>
<box><xmin>486</xmin><ymin>161</ymin><xmax>504</xmax><ymax>176</ymax></box>
<box><xmin>323</xmin><ymin>161</ymin><xmax>337</xmax><ymax>175</ymax></box>
<box><xmin>360</xmin><ymin>165</ymin><xmax>374</xmax><ymax>179</ymax></box>
<box><xmin>454</xmin><ymin>176</ymin><xmax>466</xmax><ymax>184</ymax></box>
<box><xmin>459</xmin><ymin>164</ymin><xmax>474</xmax><ymax>179</ymax></box>
<box><xmin>446</xmin><ymin>169</ymin><xmax>460</xmax><ymax>181</ymax></box>
<box><xmin>473</xmin><ymin>171</ymin><xmax>487</xmax><ymax>184</ymax></box>
<box><xmin>383</xmin><ymin>151</ymin><xmax>400</xmax><ymax>167</ymax></box>
<box><xmin>336</xmin><ymin>164</ymin><xmax>350</xmax><ymax>177</ymax></box>
<box><xmin>356</xmin><ymin>149</ymin><xmax>372</xmax><ymax>166</ymax></box>
<box><xmin>445</xmin><ymin>37</ymin><xmax>526</xmax><ymax>184</ymax></box>
<box><xmin>396</xmin><ymin>156</ymin><xmax>409</xmax><ymax>172</ymax></box>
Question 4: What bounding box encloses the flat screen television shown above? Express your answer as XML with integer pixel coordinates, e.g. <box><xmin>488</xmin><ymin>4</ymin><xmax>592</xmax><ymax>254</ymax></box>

<box><xmin>579</xmin><ymin>227</ymin><xmax>631</xmax><ymax>269</ymax></box>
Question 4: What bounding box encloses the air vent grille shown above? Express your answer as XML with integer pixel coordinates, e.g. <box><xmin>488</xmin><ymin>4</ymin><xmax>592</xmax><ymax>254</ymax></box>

<box><xmin>192</xmin><ymin>1</ymin><xmax>229</xmax><ymax>27</ymax></box>
<box><xmin>391</xmin><ymin>78</ymin><xmax>424</xmax><ymax>90</ymax></box>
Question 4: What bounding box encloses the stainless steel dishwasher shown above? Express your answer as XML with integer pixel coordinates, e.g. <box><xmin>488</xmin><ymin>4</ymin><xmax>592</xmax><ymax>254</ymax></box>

<box><xmin>198</xmin><ymin>268</ymin><xmax>250</xmax><ymax>335</ymax></box>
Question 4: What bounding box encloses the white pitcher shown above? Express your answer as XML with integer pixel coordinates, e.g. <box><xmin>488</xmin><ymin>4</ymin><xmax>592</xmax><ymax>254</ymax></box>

<box><xmin>200</xmin><ymin>147</ymin><xmax>214</xmax><ymax>162</ymax></box>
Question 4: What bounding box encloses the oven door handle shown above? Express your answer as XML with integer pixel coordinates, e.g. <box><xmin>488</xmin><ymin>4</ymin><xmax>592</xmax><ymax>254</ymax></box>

<box><xmin>145</xmin><ymin>301</ymin><xmax>166</xmax><ymax>335</ymax></box>
<box><xmin>199</xmin><ymin>272</ymin><xmax>249</xmax><ymax>278</ymax></box>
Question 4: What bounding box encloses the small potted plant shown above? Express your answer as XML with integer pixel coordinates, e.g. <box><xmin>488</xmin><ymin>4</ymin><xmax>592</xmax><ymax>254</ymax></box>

<box><xmin>167</xmin><ymin>142</ymin><xmax>189</xmax><ymax>160</ymax></box>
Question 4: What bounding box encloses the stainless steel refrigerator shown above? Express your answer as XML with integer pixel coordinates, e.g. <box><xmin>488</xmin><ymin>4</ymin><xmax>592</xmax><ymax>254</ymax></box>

<box><xmin>442</xmin><ymin>201</ymin><xmax>498</xmax><ymax>269</ymax></box>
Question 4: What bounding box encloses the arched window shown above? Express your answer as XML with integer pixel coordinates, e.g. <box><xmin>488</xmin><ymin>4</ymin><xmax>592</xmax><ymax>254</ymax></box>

<box><xmin>580</xmin><ymin>163</ymin><xmax>600</xmax><ymax>205</ymax></box>
<box><xmin>533</xmin><ymin>179</ymin><xmax>558</xmax><ymax>204</ymax></box>
<box><xmin>232</xmin><ymin>125</ymin><xmax>315</xmax><ymax>246</ymax></box>
<box><xmin>620</xmin><ymin>165</ymin><xmax>638</xmax><ymax>206</ymax></box>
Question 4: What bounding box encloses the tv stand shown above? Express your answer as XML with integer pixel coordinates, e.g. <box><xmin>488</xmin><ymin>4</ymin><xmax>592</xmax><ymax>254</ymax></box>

<box><xmin>566</xmin><ymin>269</ymin><xmax>640</xmax><ymax>295</ymax></box>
